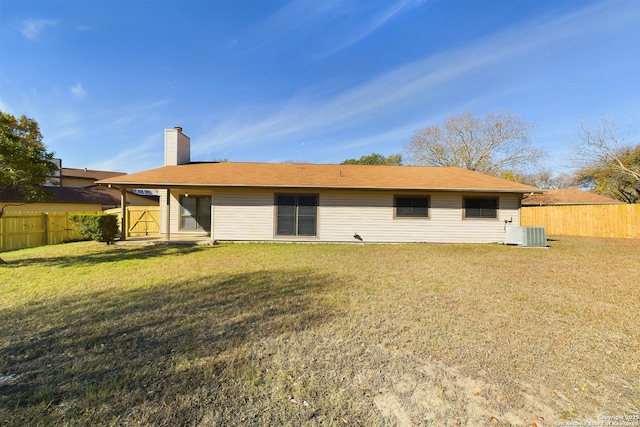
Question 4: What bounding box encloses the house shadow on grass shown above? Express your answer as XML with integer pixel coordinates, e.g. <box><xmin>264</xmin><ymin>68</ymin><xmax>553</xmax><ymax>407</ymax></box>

<box><xmin>2</xmin><ymin>243</ymin><xmax>212</xmax><ymax>268</ymax></box>
<box><xmin>0</xmin><ymin>268</ymin><xmax>342</xmax><ymax>425</ymax></box>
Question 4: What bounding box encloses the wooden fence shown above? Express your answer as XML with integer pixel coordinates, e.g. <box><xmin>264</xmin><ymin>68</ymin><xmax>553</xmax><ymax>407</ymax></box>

<box><xmin>521</xmin><ymin>204</ymin><xmax>640</xmax><ymax>239</ymax></box>
<box><xmin>105</xmin><ymin>206</ymin><xmax>160</xmax><ymax>237</ymax></box>
<box><xmin>0</xmin><ymin>207</ymin><xmax>161</xmax><ymax>253</ymax></box>
<box><xmin>0</xmin><ymin>211</ymin><xmax>99</xmax><ymax>252</ymax></box>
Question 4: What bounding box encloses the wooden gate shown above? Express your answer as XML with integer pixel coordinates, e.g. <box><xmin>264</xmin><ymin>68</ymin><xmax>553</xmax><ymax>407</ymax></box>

<box><xmin>105</xmin><ymin>207</ymin><xmax>160</xmax><ymax>237</ymax></box>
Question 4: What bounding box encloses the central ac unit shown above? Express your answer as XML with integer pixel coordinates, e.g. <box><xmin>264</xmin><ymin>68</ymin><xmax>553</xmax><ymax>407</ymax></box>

<box><xmin>505</xmin><ymin>226</ymin><xmax>547</xmax><ymax>247</ymax></box>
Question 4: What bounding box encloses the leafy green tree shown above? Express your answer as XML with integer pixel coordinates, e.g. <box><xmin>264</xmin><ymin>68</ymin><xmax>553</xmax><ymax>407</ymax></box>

<box><xmin>341</xmin><ymin>153</ymin><xmax>402</xmax><ymax>165</ymax></box>
<box><xmin>0</xmin><ymin>111</ymin><xmax>58</xmax><ymax>205</ymax></box>
<box><xmin>572</xmin><ymin>118</ymin><xmax>640</xmax><ymax>203</ymax></box>
<box><xmin>404</xmin><ymin>110</ymin><xmax>544</xmax><ymax>176</ymax></box>
<box><xmin>499</xmin><ymin>170</ymin><xmax>521</xmax><ymax>182</ymax></box>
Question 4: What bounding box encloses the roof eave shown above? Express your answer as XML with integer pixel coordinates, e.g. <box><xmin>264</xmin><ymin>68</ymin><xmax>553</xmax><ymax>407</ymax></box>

<box><xmin>97</xmin><ymin>181</ymin><xmax>542</xmax><ymax>193</ymax></box>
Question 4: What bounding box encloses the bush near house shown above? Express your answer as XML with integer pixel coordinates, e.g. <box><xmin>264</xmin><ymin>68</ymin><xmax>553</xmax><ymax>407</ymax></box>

<box><xmin>68</xmin><ymin>214</ymin><xmax>119</xmax><ymax>243</ymax></box>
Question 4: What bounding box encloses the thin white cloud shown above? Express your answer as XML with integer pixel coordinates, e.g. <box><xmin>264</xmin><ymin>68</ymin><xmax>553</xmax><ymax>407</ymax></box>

<box><xmin>71</xmin><ymin>83</ymin><xmax>88</xmax><ymax>100</ymax></box>
<box><xmin>248</xmin><ymin>0</ymin><xmax>426</xmax><ymax>60</ymax></box>
<box><xmin>319</xmin><ymin>123</ymin><xmax>419</xmax><ymax>154</ymax></box>
<box><xmin>198</xmin><ymin>0</ymin><xmax>636</xmax><ymax>154</ymax></box>
<box><xmin>21</xmin><ymin>19</ymin><xmax>56</xmax><ymax>40</ymax></box>
<box><xmin>82</xmin><ymin>100</ymin><xmax>171</xmax><ymax>171</ymax></box>
<box><xmin>107</xmin><ymin>100</ymin><xmax>170</xmax><ymax>130</ymax></box>
<box><xmin>244</xmin><ymin>0</ymin><xmax>337</xmax><ymax>55</ymax></box>
<box><xmin>88</xmin><ymin>133</ymin><xmax>163</xmax><ymax>173</ymax></box>
<box><xmin>317</xmin><ymin>0</ymin><xmax>425</xmax><ymax>59</ymax></box>
<box><xmin>47</xmin><ymin>125</ymin><xmax>82</xmax><ymax>142</ymax></box>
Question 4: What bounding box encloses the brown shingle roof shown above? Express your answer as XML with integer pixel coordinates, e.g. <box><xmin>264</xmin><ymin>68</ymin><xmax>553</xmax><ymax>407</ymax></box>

<box><xmin>98</xmin><ymin>162</ymin><xmax>542</xmax><ymax>193</ymax></box>
<box><xmin>0</xmin><ymin>186</ymin><xmax>155</xmax><ymax>205</ymax></box>
<box><xmin>522</xmin><ymin>189</ymin><xmax>622</xmax><ymax>205</ymax></box>
<box><xmin>62</xmin><ymin>168</ymin><xmax>126</xmax><ymax>181</ymax></box>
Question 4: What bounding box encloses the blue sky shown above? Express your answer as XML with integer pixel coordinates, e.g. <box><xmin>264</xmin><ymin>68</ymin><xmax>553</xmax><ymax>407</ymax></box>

<box><xmin>1</xmin><ymin>0</ymin><xmax>638</xmax><ymax>174</ymax></box>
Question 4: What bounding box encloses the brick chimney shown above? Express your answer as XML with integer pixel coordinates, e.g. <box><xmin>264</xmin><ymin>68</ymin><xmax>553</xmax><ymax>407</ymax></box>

<box><xmin>164</xmin><ymin>126</ymin><xmax>190</xmax><ymax>166</ymax></box>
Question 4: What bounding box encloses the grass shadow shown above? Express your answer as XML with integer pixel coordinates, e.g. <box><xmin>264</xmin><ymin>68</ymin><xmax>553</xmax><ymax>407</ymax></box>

<box><xmin>1</xmin><ymin>244</ymin><xmax>212</xmax><ymax>268</ymax></box>
<box><xmin>0</xmin><ymin>268</ymin><xmax>341</xmax><ymax>425</ymax></box>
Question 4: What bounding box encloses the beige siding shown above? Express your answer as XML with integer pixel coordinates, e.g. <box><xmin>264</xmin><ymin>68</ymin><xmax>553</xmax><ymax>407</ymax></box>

<box><xmin>169</xmin><ymin>191</ymin><xmax>182</xmax><ymax>234</ymax></box>
<box><xmin>212</xmin><ymin>189</ymin><xmax>274</xmax><ymax>241</ymax></box>
<box><xmin>60</xmin><ymin>177</ymin><xmax>95</xmax><ymax>187</ymax></box>
<box><xmin>198</xmin><ymin>188</ymin><xmax>523</xmax><ymax>244</ymax></box>
<box><xmin>159</xmin><ymin>190</ymin><xmax>168</xmax><ymax>234</ymax></box>
<box><xmin>319</xmin><ymin>190</ymin><xmax>520</xmax><ymax>243</ymax></box>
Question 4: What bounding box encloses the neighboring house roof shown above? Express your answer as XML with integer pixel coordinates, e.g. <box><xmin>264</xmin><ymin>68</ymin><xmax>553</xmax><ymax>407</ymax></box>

<box><xmin>522</xmin><ymin>188</ymin><xmax>622</xmax><ymax>206</ymax></box>
<box><xmin>98</xmin><ymin>162</ymin><xmax>542</xmax><ymax>193</ymax></box>
<box><xmin>0</xmin><ymin>186</ymin><xmax>156</xmax><ymax>205</ymax></box>
<box><xmin>61</xmin><ymin>168</ymin><xmax>126</xmax><ymax>181</ymax></box>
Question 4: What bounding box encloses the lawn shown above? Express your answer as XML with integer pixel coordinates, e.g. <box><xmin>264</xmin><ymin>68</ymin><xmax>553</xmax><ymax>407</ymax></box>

<box><xmin>0</xmin><ymin>238</ymin><xmax>638</xmax><ymax>426</ymax></box>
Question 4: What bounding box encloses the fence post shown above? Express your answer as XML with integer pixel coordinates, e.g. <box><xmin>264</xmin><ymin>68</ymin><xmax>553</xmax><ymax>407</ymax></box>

<box><xmin>120</xmin><ymin>189</ymin><xmax>127</xmax><ymax>241</ymax></box>
<box><xmin>0</xmin><ymin>213</ymin><xmax>4</xmax><ymax>252</ymax></box>
<box><xmin>43</xmin><ymin>213</ymin><xmax>49</xmax><ymax>245</ymax></box>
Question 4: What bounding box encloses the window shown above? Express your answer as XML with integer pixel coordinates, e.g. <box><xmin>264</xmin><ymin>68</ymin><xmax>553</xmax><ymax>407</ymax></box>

<box><xmin>464</xmin><ymin>197</ymin><xmax>498</xmax><ymax>219</ymax></box>
<box><xmin>275</xmin><ymin>195</ymin><xmax>318</xmax><ymax>236</ymax></box>
<box><xmin>180</xmin><ymin>196</ymin><xmax>211</xmax><ymax>231</ymax></box>
<box><xmin>395</xmin><ymin>196</ymin><xmax>430</xmax><ymax>218</ymax></box>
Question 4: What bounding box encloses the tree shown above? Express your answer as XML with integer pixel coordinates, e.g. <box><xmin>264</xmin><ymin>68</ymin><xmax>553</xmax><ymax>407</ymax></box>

<box><xmin>499</xmin><ymin>170</ymin><xmax>521</xmax><ymax>182</ymax></box>
<box><xmin>572</xmin><ymin>118</ymin><xmax>639</xmax><ymax>203</ymax></box>
<box><xmin>0</xmin><ymin>111</ymin><xmax>59</xmax><ymax>208</ymax></box>
<box><xmin>520</xmin><ymin>169</ymin><xmax>576</xmax><ymax>189</ymax></box>
<box><xmin>404</xmin><ymin>110</ymin><xmax>544</xmax><ymax>176</ymax></box>
<box><xmin>341</xmin><ymin>153</ymin><xmax>402</xmax><ymax>165</ymax></box>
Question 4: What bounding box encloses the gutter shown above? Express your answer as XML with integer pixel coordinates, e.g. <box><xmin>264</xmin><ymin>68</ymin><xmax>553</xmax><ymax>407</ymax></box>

<box><xmin>97</xmin><ymin>181</ymin><xmax>543</xmax><ymax>194</ymax></box>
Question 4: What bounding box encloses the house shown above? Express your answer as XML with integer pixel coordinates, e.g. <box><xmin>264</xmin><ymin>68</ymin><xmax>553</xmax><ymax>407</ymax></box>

<box><xmin>56</xmin><ymin>167</ymin><xmax>158</xmax><ymax>198</ymax></box>
<box><xmin>97</xmin><ymin>127</ymin><xmax>542</xmax><ymax>244</ymax></box>
<box><xmin>0</xmin><ymin>185</ymin><xmax>158</xmax><ymax>213</ymax></box>
<box><xmin>1</xmin><ymin>163</ymin><xmax>158</xmax><ymax>214</ymax></box>
<box><xmin>522</xmin><ymin>188</ymin><xmax>622</xmax><ymax>206</ymax></box>
<box><xmin>59</xmin><ymin>168</ymin><xmax>126</xmax><ymax>188</ymax></box>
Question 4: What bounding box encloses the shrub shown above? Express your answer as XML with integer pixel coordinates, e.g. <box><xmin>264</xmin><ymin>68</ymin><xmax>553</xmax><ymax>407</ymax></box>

<box><xmin>69</xmin><ymin>214</ymin><xmax>119</xmax><ymax>243</ymax></box>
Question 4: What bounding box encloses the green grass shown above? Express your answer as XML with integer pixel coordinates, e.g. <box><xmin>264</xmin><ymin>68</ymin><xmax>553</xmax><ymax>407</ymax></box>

<box><xmin>0</xmin><ymin>238</ymin><xmax>638</xmax><ymax>426</ymax></box>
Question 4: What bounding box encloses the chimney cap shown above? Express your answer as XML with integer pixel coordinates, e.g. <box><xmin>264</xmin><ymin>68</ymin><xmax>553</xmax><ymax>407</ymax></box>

<box><xmin>174</xmin><ymin>126</ymin><xmax>183</xmax><ymax>132</ymax></box>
